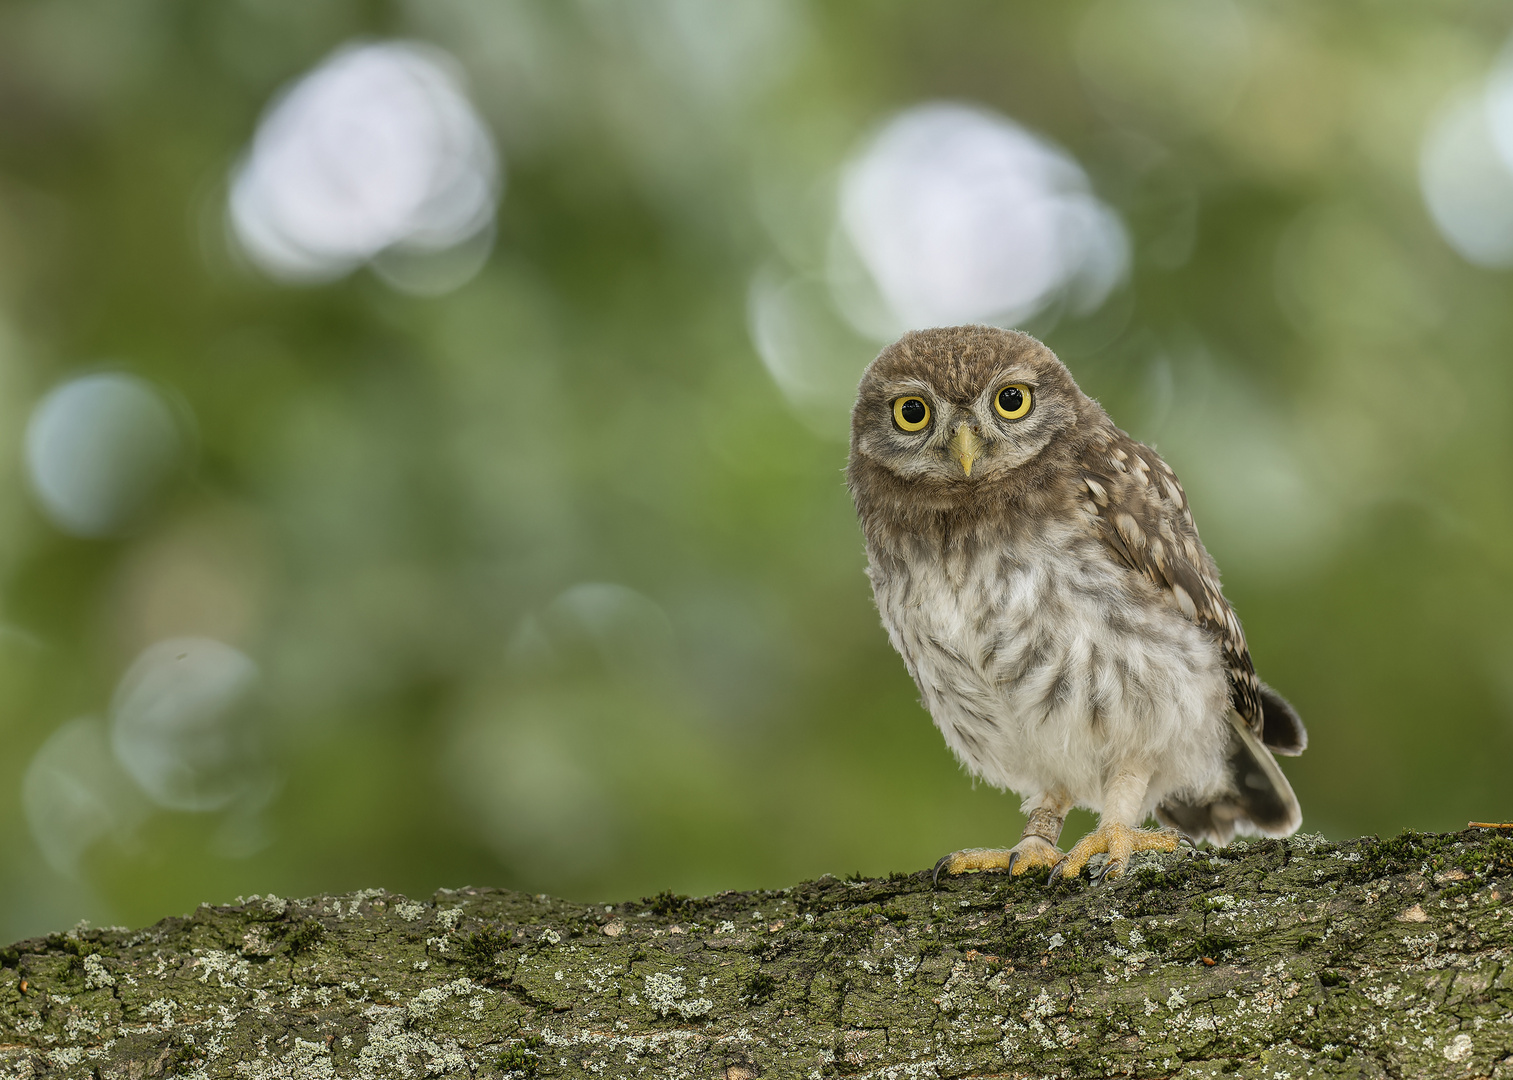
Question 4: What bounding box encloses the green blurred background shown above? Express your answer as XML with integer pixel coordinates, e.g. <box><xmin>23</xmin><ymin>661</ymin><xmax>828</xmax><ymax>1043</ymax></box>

<box><xmin>1</xmin><ymin>0</ymin><xmax>1512</xmax><ymax>939</ymax></box>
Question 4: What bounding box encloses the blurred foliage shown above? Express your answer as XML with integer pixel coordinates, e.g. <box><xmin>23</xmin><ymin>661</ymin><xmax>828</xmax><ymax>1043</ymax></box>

<box><xmin>0</xmin><ymin>0</ymin><xmax>1511</xmax><ymax>939</ymax></box>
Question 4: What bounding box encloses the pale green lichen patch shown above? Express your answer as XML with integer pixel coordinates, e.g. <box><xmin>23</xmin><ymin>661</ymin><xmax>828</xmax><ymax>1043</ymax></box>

<box><xmin>0</xmin><ymin>831</ymin><xmax>1508</xmax><ymax>1078</ymax></box>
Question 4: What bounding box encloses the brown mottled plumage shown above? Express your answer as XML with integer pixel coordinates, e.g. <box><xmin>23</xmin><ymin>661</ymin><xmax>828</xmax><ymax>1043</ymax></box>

<box><xmin>1076</xmin><ymin>427</ymin><xmax>1305</xmax><ymax>756</ymax></box>
<box><xmin>848</xmin><ymin>326</ymin><xmax>1305</xmax><ymax>883</ymax></box>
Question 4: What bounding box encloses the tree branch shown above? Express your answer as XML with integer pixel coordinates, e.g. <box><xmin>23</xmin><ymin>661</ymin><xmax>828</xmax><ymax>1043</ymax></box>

<box><xmin>2</xmin><ymin>829</ymin><xmax>1511</xmax><ymax>1078</ymax></box>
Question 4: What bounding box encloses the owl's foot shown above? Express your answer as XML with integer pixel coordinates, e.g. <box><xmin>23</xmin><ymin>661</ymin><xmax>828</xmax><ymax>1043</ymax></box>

<box><xmin>1048</xmin><ymin>823</ymin><xmax>1179</xmax><ymax>884</ymax></box>
<box><xmin>931</xmin><ymin>837</ymin><xmax>1064</xmax><ymax>886</ymax></box>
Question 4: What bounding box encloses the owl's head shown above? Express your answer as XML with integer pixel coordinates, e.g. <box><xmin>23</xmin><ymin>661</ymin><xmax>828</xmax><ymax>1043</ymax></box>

<box><xmin>848</xmin><ymin>326</ymin><xmax>1090</xmax><ymax>505</ymax></box>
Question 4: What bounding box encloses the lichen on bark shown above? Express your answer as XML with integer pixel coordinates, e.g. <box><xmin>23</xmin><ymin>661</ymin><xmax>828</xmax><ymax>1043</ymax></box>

<box><xmin>0</xmin><ymin>829</ymin><xmax>1510</xmax><ymax>1079</ymax></box>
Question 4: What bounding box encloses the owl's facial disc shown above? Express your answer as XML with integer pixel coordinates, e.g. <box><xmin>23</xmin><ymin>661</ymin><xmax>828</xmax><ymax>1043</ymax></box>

<box><xmin>849</xmin><ymin>329</ymin><xmax>1088</xmax><ymax>501</ymax></box>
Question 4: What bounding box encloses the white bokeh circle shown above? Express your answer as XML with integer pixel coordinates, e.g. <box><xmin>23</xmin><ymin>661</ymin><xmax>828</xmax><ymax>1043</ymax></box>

<box><xmin>832</xmin><ymin>102</ymin><xmax>1128</xmax><ymax>339</ymax></box>
<box><xmin>24</xmin><ymin>373</ymin><xmax>183</xmax><ymax>538</ymax></box>
<box><xmin>110</xmin><ymin>637</ymin><xmax>264</xmax><ymax>813</ymax></box>
<box><xmin>229</xmin><ymin>40</ymin><xmax>501</xmax><ymax>289</ymax></box>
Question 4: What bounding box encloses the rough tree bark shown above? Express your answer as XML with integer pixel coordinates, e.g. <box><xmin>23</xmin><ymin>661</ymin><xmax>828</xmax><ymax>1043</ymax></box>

<box><xmin>0</xmin><ymin>829</ymin><xmax>1510</xmax><ymax>1079</ymax></box>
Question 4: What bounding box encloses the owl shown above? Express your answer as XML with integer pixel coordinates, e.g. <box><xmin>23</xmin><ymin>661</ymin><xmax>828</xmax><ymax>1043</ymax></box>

<box><xmin>847</xmin><ymin>326</ymin><xmax>1306</xmax><ymax>883</ymax></box>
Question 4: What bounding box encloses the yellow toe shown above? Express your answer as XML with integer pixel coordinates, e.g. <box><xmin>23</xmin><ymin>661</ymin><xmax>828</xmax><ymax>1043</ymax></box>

<box><xmin>932</xmin><ymin>837</ymin><xmax>1066</xmax><ymax>884</ymax></box>
<box><xmin>1006</xmin><ymin>835</ymin><xmax>1064</xmax><ymax>875</ymax></box>
<box><xmin>1050</xmin><ymin>824</ymin><xmax>1178</xmax><ymax>883</ymax></box>
<box><xmin>933</xmin><ymin>847</ymin><xmax>1013</xmax><ymax>883</ymax></box>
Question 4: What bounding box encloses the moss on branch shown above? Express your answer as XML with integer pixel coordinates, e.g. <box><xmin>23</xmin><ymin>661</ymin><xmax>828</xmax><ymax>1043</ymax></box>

<box><xmin>1</xmin><ymin>830</ymin><xmax>1511</xmax><ymax>1078</ymax></box>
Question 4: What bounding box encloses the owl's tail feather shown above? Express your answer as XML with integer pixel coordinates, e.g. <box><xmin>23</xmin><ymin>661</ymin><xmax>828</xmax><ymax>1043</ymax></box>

<box><xmin>1258</xmin><ymin>681</ymin><xmax>1306</xmax><ymax>756</ymax></box>
<box><xmin>1155</xmin><ymin>712</ymin><xmax>1302</xmax><ymax>845</ymax></box>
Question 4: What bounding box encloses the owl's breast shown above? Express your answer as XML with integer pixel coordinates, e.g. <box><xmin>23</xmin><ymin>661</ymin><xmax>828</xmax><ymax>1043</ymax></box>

<box><xmin>866</xmin><ymin>521</ymin><xmax>1229</xmax><ymax>800</ymax></box>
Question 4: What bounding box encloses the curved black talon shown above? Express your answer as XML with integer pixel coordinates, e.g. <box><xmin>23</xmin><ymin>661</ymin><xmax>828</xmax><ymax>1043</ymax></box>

<box><xmin>1006</xmin><ymin>850</ymin><xmax>1020</xmax><ymax>877</ymax></box>
<box><xmin>1047</xmin><ymin>858</ymin><xmax>1070</xmax><ymax>884</ymax></box>
<box><xmin>1095</xmin><ymin>858</ymin><xmax>1123</xmax><ymax>885</ymax></box>
<box><xmin>931</xmin><ymin>854</ymin><xmax>952</xmax><ymax>888</ymax></box>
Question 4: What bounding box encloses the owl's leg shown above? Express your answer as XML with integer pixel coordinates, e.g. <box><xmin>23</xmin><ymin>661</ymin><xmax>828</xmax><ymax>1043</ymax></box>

<box><xmin>931</xmin><ymin>788</ymin><xmax>1071</xmax><ymax>884</ymax></box>
<box><xmin>1048</xmin><ymin>769</ymin><xmax>1178</xmax><ymax>884</ymax></box>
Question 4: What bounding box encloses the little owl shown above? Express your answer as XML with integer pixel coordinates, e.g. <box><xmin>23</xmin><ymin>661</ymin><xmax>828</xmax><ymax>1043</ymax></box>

<box><xmin>847</xmin><ymin>326</ymin><xmax>1306</xmax><ymax>883</ymax></box>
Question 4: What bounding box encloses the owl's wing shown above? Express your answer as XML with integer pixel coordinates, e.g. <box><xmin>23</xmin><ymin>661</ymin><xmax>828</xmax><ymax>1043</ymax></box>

<box><xmin>1077</xmin><ymin>427</ymin><xmax>1267</xmax><ymax>736</ymax></box>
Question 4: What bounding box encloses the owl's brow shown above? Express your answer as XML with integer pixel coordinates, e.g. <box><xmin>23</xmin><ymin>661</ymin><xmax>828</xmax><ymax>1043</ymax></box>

<box><xmin>879</xmin><ymin>377</ymin><xmax>937</xmax><ymax>398</ymax></box>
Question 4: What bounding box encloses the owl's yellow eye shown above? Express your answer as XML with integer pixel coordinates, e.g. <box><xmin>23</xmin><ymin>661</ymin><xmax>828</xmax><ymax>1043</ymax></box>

<box><xmin>892</xmin><ymin>396</ymin><xmax>931</xmax><ymax>431</ymax></box>
<box><xmin>994</xmin><ymin>384</ymin><xmax>1032</xmax><ymax>420</ymax></box>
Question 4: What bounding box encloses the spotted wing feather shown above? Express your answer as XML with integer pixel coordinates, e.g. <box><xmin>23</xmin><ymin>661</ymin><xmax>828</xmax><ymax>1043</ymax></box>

<box><xmin>1077</xmin><ymin>427</ymin><xmax>1264</xmax><ymax>733</ymax></box>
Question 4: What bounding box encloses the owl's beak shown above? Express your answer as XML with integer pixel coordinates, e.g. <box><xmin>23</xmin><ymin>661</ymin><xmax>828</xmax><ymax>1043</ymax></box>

<box><xmin>948</xmin><ymin>423</ymin><xmax>984</xmax><ymax>478</ymax></box>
